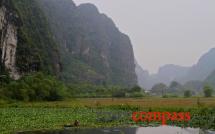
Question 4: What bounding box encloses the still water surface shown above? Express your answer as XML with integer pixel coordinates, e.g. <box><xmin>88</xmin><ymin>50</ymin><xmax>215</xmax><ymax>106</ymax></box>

<box><xmin>18</xmin><ymin>126</ymin><xmax>215</xmax><ymax>134</ymax></box>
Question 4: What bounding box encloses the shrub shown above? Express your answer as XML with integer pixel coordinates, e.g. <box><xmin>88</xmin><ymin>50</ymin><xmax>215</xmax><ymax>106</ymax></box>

<box><xmin>204</xmin><ymin>85</ymin><xmax>213</xmax><ymax>97</ymax></box>
<box><xmin>162</xmin><ymin>94</ymin><xmax>178</xmax><ymax>98</ymax></box>
<box><xmin>112</xmin><ymin>90</ymin><xmax>126</xmax><ymax>98</ymax></box>
<box><xmin>131</xmin><ymin>85</ymin><xmax>142</xmax><ymax>93</ymax></box>
<box><xmin>129</xmin><ymin>92</ymin><xmax>144</xmax><ymax>98</ymax></box>
<box><xmin>1</xmin><ymin>72</ymin><xmax>67</xmax><ymax>101</ymax></box>
<box><xmin>184</xmin><ymin>90</ymin><xmax>192</xmax><ymax>98</ymax></box>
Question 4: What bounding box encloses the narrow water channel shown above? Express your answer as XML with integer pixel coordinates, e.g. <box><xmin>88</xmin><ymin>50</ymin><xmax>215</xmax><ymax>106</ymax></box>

<box><xmin>17</xmin><ymin>126</ymin><xmax>215</xmax><ymax>134</ymax></box>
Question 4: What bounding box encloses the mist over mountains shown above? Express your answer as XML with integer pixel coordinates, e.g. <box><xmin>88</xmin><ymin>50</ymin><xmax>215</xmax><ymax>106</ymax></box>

<box><xmin>1</xmin><ymin>0</ymin><xmax>215</xmax><ymax>92</ymax></box>
<box><xmin>137</xmin><ymin>48</ymin><xmax>215</xmax><ymax>90</ymax></box>
<box><xmin>0</xmin><ymin>0</ymin><xmax>137</xmax><ymax>87</ymax></box>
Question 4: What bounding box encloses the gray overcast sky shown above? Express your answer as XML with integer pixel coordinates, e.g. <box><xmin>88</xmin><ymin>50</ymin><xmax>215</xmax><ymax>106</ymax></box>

<box><xmin>73</xmin><ymin>0</ymin><xmax>215</xmax><ymax>73</ymax></box>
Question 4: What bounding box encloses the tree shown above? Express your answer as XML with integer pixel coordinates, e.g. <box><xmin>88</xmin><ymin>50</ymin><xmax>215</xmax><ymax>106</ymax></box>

<box><xmin>167</xmin><ymin>81</ymin><xmax>183</xmax><ymax>94</ymax></box>
<box><xmin>203</xmin><ymin>85</ymin><xmax>213</xmax><ymax>97</ymax></box>
<box><xmin>131</xmin><ymin>85</ymin><xmax>142</xmax><ymax>92</ymax></box>
<box><xmin>184</xmin><ymin>90</ymin><xmax>191</xmax><ymax>98</ymax></box>
<box><xmin>183</xmin><ymin>81</ymin><xmax>203</xmax><ymax>93</ymax></box>
<box><xmin>151</xmin><ymin>83</ymin><xmax>167</xmax><ymax>96</ymax></box>
<box><xmin>2</xmin><ymin>72</ymin><xmax>68</xmax><ymax>101</ymax></box>
<box><xmin>169</xmin><ymin>81</ymin><xmax>182</xmax><ymax>89</ymax></box>
<box><xmin>112</xmin><ymin>90</ymin><xmax>126</xmax><ymax>98</ymax></box>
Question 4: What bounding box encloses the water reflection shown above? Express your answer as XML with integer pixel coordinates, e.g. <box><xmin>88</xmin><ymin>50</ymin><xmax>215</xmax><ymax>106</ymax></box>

<box><xmin>17</xmin><ymin>126</ymin><xmax>215</xmax><ymax>134</ymax></box>
<box><xmin>136</xmin><ymin>126</ymin><xmax>203</xmax><ymax>134</ymax></box>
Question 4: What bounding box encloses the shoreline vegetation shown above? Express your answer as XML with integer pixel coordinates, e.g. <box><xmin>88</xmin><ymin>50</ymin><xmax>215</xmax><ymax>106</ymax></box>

<box><xmin>1</xmin><ymin>73</ymin><xmax>215</xmax><ymax>134</ymax></box>
<box><xmin>0</xmin><ymin>98</ymin><xmax>215</xmax><ymax>134</ymax></box>
<box><xmin>1</xmin><ymin>72</ymin><xmax>214</xmax><ymax>103</ymax></box>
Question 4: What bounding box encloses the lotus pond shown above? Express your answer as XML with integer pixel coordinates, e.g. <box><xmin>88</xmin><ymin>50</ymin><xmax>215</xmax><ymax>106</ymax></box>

<box><xmin>0</xmin><ymin>98</ymin><xmax>215</xmax><ymax>134</ymax></box>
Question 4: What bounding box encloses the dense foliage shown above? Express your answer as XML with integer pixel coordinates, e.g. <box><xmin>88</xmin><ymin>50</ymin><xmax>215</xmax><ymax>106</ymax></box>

<box><xmin>203</xmin><ymin>85</ymin><xmax>214</xmax><ymax>97</ymax></box>
<box><xmin>68</xmin><ymin>84</ymin><xmax>144</xmax><ymax>98</ymax></box>
<box><xmin>150</xmin><ymin>80</ymin><xmax>214</xmax><ymax>97</ymax></box>
<box><xmin>11</xmin><ymin>0</ymin><xmax>60</xmax><ymax>75</ymax></box>
<box><xmin>0</xmin><ymin>72</ymin><xmax>144</xmax><ymax>103</ymax></box>
<box><xmin>0</xmin><ymin>73</ymin><xmax>67</xmax><ymax>101</ymax></box>
<box><xmin>151</xmin><ymin>83</ymin><xmax>167</xmax><ymax>96</ymax></box>
<box><xmin>184</xmin><ymin>90</ymin><xmax>192</xmax><ymax>98</ymax></box>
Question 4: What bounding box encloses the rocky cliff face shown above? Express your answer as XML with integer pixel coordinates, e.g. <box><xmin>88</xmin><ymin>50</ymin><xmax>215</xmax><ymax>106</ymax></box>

<box><xmin>0</xmin><ymin>0</ymin><xmax>137</xmax><ymax>87</ymax></box>
<box><xmin>38</xmin><ymin>0</ymin><xmax>137</xmax><ymax>87</ymax></box>
<box><xmin>0</xmin><ymin>0</ymin><xmax>61</xmax><ymax>78</ymax></box>
<box><xmin>0</xmin><ymin>0</ymin><xmax>20</xmax><ymax>79</ymax></box>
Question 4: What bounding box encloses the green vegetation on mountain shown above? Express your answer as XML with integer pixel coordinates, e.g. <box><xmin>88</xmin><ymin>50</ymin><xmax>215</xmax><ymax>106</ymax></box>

<box><xmin>1</xmin><ymin>0</ymin><xmax>137</xmax><ymax>87</ymax></box>
<box><xmin>11</xmin><ymin>0</ymin><xmax>61</xmax><ymax>75</ymax></box>
<box><xmin>37</xmin><ymin>0</ymin><xmax>137</xmax><ymax>87</ymax></box>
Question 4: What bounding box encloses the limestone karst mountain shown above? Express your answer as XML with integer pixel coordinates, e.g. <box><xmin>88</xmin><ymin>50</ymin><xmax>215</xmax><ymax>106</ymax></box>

<box><xmin>181</xmin><ymin>48</ymin><xmax>215</xmax><ymax>83</ymax></box>
<box><xmin>136</xmin><ymin>48</ymin><xmax>215</xmax><ymax>89</ymax></box>
<box><xmin>0</xmin><ymin>0</ymin><xmax>137</xmax><ymax>87</ymax></box>
<box><xmin>136</xmin><ymin>63</ymin><xmax>189</xmax><ymax>89</ymax></box>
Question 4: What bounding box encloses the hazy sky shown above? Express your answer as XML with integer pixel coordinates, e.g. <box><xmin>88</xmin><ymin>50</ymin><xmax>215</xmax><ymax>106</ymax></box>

<box><xmin>73</xmin><ymin>0</ymin><xmax>215</xmax><ymax>73</ymax></box>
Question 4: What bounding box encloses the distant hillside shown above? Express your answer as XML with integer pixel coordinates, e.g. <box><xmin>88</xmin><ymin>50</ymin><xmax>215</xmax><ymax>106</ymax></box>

<box><xmin>137</xmin><ymin>48</ymin><xmax>215</xmax><ymax>89</ymax></box>
<box><xmin>136</xmin><ymin>64</ymin><xmax>189</xmax><ymax>89</ymax></box>
<box><xmin>205</xmin><ymin>70</ymin><xmax>215</xmax><ymax>88</ymax></box>
<box><xmin>155</xmin><ymin>64</ymin><xmax>189</xmax><ymax>85</ymax></box>
<box><xmin>135</xmin><ymin>62</ymin><xmax>151</xmax><ymax>89</ymax></box>
<box><xmin>180</xmin><ymin>48</ymin><xmax>215</xmax><ymax>83</ymax></box>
